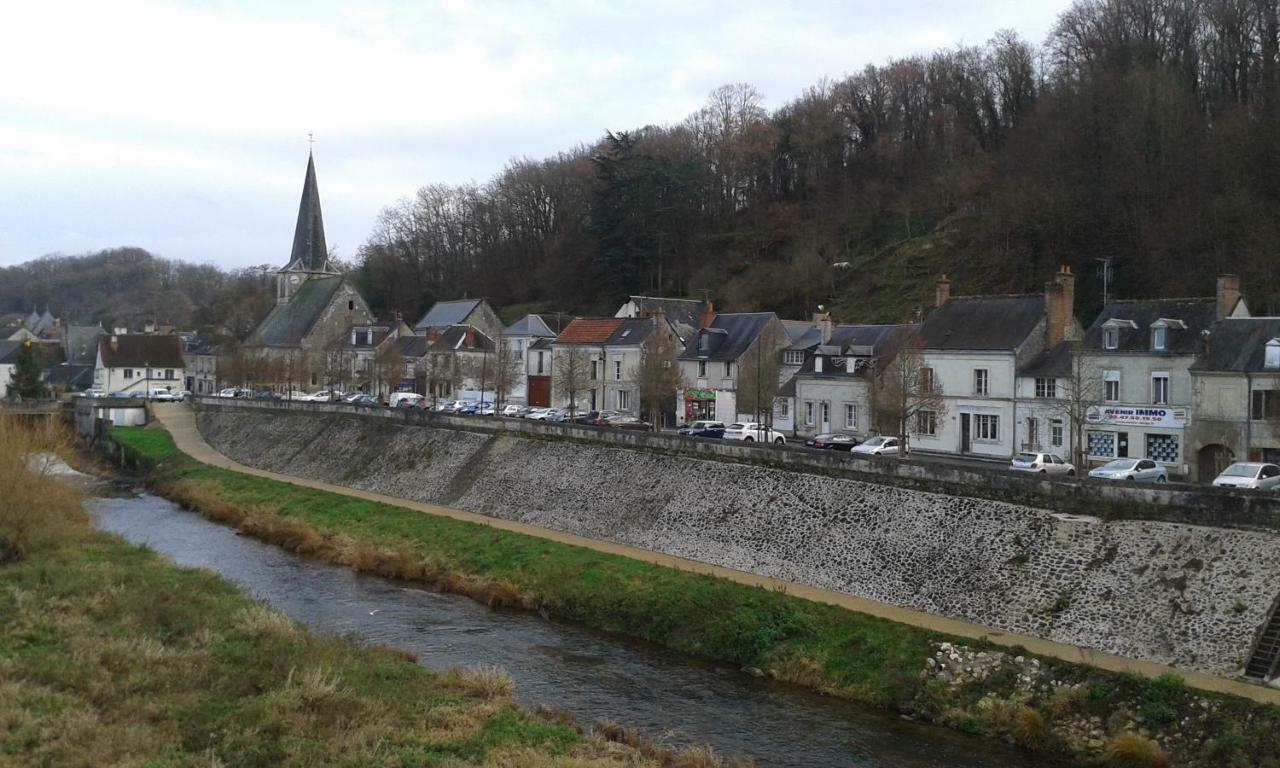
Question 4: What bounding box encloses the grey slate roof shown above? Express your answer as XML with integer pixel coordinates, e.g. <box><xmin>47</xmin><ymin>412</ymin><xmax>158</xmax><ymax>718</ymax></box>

<box><xmin>623</xmin><ymin>296</ymin><xmax>707</xmax><ymax>329</ymax></box>
<box><xmin>679</xmin><ymin>313</ymin><xmax>775</xmax><ymax>362</ymax></box>
<box><xmin>1018</xmin><ymin>342</ymin><xmax>1075</xmax><ymax>378</ymax></box>
<box><xmin>0</xmin><ymin>340</ymin><xmax>22</xmax><ymax>364</ymax></box>
<box><xmin>782</xmin><ymin>320</ymin><xmax>821</xmax><ymax>350</ymax></box>
<box><xmin>428</xmin><ymin>325</ymin><xmax>494</xmax><ymax>352</ymax></box>
<box><xmin>919</xmin><ymin>295</ymin><xmax>1045</xmax><ymax>351</ymax></box>
<box><xmin>396</xmin><ymin>335</ymin><xmax>430</xmax><ymax>358</ymax></box>
<box><xmin>605</xmin><ymin>318</ymin><xmax>656</xmax><ymax>346</ymax></box>
<box><xmin>796</xmin><ymin>324</ymin><xmax>917</xmax><ymax>377</ymax></box>
<box><xmin>1084</xmin><ymin>298</ymin><xmax>1217</xmax><ymax>356</ymax></box>
<box><xmin>98</xmin><ymin>335</ymin><xmax>185</xmax><ymax>369</ymax></box>
<box><xmin>284</xmin><ymin>153</ymin><xmax>331</xmax><ymax>273</ymax></box>
<box><xmin>1192</xmin><ymin>317</ymin><xmax>1280</xmax><ymax>372</ymax></box>
<box><xmin>415</xmin><ymin>299</ymin><xmax>482</xmax><ymax>331</ymax></box>
<box><xmin>63</xmin><ymin>325</ymin><xmax>105</xmax><ymax>364</ymax></box>
<box><xmin>504</xmin><ymin>313</ymin><xmax>564</xmax><ymax>338</ymax></box>
<box><xmin>244</xmin><ymin>276</ymin><xmax>343</xmax><ymax>347</ymax></box>
<box><xmin>44</xmin><ymin>364</ymin><xmax>93</xmax><ymax>390</ymax></box>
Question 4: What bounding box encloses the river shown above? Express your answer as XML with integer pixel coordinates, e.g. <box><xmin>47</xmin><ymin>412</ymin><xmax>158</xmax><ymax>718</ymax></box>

<box><xmin>91</xmin><ymin>489</ymin><xmax>1061</xmax><ymax>767</ymax></box>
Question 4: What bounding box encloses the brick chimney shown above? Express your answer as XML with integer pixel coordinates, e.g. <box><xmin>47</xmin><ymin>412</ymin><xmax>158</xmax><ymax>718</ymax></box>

<box><xmin>464</xmin><ymin>327</ymin><xmax>475</xmax><ymax>348</ymax></box>
<box><xmin>1217</xmin><ymin>274</ymin><xmax>1242</xmax><ymax>320</ymax></box>
<box><xmin>1044</xmin><ymin>265</ymin><xmax>1076</xmax><ymax>348</ymax></box>
<box><xmin>700</xmin><ymin>300</ymin><xmax>716</xmax><ymax>329</ymax></box>
<box><xmin>813</xmin><ymin>307</ymin><xmax>833</xmax><ymax>344</ymax></box>
<box><xmin>109</xmin><ymin>334</ymin><xmax>119</xmax><ymax>352</ymax></box>
<box><xmin>935</xmin><ymin>275</ymin><xmax>952</xmax><ymax>308</ymax></box>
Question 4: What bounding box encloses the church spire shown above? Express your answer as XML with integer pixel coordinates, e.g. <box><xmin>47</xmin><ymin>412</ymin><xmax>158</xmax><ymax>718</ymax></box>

<box><xmin>287</xmin><ymin>150</ymin><xmax>331</xmax><ymax>273</ymax></box>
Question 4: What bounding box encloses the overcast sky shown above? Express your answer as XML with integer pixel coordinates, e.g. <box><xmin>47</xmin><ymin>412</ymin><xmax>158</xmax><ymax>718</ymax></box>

<box><xmin>0</xmin><ymin>0</ymin><xmax>1071</xmax><ymax>270</ymax></box>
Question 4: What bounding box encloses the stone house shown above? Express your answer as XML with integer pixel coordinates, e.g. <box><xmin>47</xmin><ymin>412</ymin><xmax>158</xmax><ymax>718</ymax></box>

<box><xmin>912</xmin><ymin>268</ymin><xmax>1079</xmax><ymax>460</ymax></box>
<box><xmin>792</xmin><ymin>324</ymin><xmax>918</xmax><ymax>439</ymax></box>
<box><xmin>1189</xmin><ymin>313</ymin><xmax>1280</xmax><ymax>479</ymax></box>
<box><xmin>615</xmin><ymin>295</ymin><xmax>708</xmax><ymax>343</ymax></box>
<box><xmin>421</xmin><ymin>325</ymin><xmax>496</xmax><ymax>402</ymax></box>
<box><xmin>93</xmin><ymin>334</ymin><xmax>185</xmax><ymax>395</ymax></box>
<box><xmin>184</xmin><ymin>336</ymin><xmax>221</xmax><ymax>395</ymax></box>
<box><xmin>414</xmin><ymin>298</ymin><xmax>504</xmax><ymax>339</ymax></box>
<box><xmin>552</xmin><ymin>317</ymin><xmax>676</xmax><ymax>417</ymax></box>
<box><xmin>775</xmin><ymin>317</ymin><xmax>825</xmax><ymax>433</ymax></box>
<box><xmin>502</xmin><ymin>313</ymin><xmax>569</xmax><ymax>406</ymax></box>
<box><xmin>676</xmin><ymin>312</ymin><xmax>789</xmax><ymax>426</ymax></box>
<box><xmin>242</xmin><ymin>152</ymin><xmax>375</xmax><ymax>387</ymax></box>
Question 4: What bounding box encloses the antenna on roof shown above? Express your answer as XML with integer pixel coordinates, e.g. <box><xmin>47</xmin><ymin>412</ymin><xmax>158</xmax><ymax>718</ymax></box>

<box><xmin>1095</xmin><ymin>257</ymin><xmax>1112</xmax><ymax>306</ymax></box>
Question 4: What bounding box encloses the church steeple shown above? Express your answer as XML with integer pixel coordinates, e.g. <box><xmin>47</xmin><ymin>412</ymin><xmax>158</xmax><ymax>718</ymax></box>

<box><xmin>286</xmin><ymin>151</ymin><xmax>331</xmax><ymax>274</ymax></box>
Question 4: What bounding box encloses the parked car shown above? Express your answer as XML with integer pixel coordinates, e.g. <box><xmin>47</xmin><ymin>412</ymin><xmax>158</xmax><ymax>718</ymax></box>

<box><xmin>678</xmin><ymin>420</ymin><xmax>726</xmax><ymax>438</ymax></box>
<box><xmin>606</xmin><ymin>416</ymin><xmax>652</xmax><ymax>431</ymax></box>
<box><xmin>501</xmin><ymin>404</ymin><xmax>527</xmax><ymax>417</ymax></box>
<box><xmin>849</xmin><ymin>436</ymin><xmax>904</xmax><ymax>456</ymax></box>
<box><xmin>432</xmin><ymin>400</ymin><xmax>456</xmax><ymax>412</ymax></box>
<box><xmin>1211</xmin><ymin>462</ymin><xmax>1280</xmax><ymax>490</ymax></box>
<box><xmin>217</xmin><ymin>388</ymin><xmax>237</xmax><ymax>398</ymax></box>
<box><xmin>570</xmin><ymin>410</ymin><xmax>610</xmax><ymax>425</ymax></box>
<box><xmin>476</xmin><ymin>403</ymin><xmax>496</xmax><ymax>416</ymax></box>
<box><xmin>174</xmin><ymin>390</ymin><xmax>191</xmax><ymax>401</ymax></box>
<box><xmin>1088</xmin><ymin>458</ymin><xmax>1168</xmax><ymax>482</ymax></box>
<box><xmin>388</xmin><ymin>392</ymin><xmax>423</xmax><ymax>409</ymax></box>
<box><xmin>349</xmin><ymin>394</ymin><xmax>378</xmax><ymax>406</ymax></box>
<box><xmin>341</xmin><ymin>392</ymin><xmax>365</xmax><ymax>403</ymax></box>
<box><xmin>525</xmin><ymin>407</ymin><xmax>554</xmax><ymax>421</ymax></box>
<box><xmin>804</xmin><ymin>432</ymin><xmax>860</xmax><ymax>451</ymax></box>
<box><xmin>1011</xmin><ymin>452</ymin><xmax>1076</xmax><ymax>476</ymax></box>
<box><xmin>252</xmin><ymin>390</ymin><xmax>284</xmax><ymax>400</ymax></box>
<box><xmin>722</xmin><ymin>422</ymin><xmax>786</xmax><ymax>445</ymax></box>
<box><xmin>449</xmin><ymin>399</ymin><xmax>478</xmax><ymax>414</ymax></box>
<box><xmin>547</xmin><ymin>408</ymin><xmax>575</xmax><ymax>423</ymax></box>
<box><xmin>82</xmin><ymin>388</ymin><xmax>106</xmax><ymax>398</ymax></box>
<box><xmin>148</xmin><ymin>388</ymin><xmax>177</xmax><ymax>401</ymax></box>
<box><xmin>303</xmin><ymin>390</ymin><xmax>342</xmax><ymax>402</ymax></box>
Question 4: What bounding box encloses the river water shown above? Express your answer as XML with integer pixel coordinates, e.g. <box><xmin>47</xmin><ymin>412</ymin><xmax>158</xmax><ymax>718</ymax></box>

<box><xmin>91</xmin><ymin>490</ymin><xmax>1060</xmax><ymax>767</ymax></box>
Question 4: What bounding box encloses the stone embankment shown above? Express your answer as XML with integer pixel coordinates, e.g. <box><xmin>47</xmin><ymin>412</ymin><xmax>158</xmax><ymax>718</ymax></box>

<box><xmin>197</xmin><ymin>405</ymin><xmax>1280</xmax><ymax>680</ymax></box>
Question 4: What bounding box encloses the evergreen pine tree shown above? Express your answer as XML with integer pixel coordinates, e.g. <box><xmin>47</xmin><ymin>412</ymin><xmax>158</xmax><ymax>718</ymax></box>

<box><xmin>8</xmin><ymin>341</ymin><xmax>46</xmax><ymax>400</ymax></box>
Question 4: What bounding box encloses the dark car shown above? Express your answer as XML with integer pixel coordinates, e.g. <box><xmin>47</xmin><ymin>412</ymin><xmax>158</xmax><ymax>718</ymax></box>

<box><xmin>804</xmin><ymin>432</ymin><xmax>860</xmax><ymax>451</ymax></box>
<box><xmin>252</xmin><ymin>390</ymin><xmax>284</xmax><ymax>400</ymax></box>
<box><xmin>679</xmin><ymin>420</ymin><xmax>726</xmax><ymax>438</ymax></box>
<box><xmin>571</xmin><ymin>410</ymin><xmax>602</xmax><ymax>424</ymax></box>
<box><xmin>606</xmin><ymin>416</ymin><xmax>652</xmax><ymax>431</ymax></box>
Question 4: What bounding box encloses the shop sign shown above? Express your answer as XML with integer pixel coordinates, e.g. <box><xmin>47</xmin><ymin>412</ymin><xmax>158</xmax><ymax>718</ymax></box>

<box><xmin>1085</xmin><ymin>405</ymin><xmax>1188</xmax><ymax>428</ymax></box>
<box><xmin>684</xmin><ymin>388</ymin><xmax>716</xmax><ymax>400</ymax></box>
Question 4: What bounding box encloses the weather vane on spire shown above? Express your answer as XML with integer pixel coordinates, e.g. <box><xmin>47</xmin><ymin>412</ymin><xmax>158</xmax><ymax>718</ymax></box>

<box><xmin>307</xmin><ymin>132</ymin><xmax>315</xmax><ymax>151</ymax></box>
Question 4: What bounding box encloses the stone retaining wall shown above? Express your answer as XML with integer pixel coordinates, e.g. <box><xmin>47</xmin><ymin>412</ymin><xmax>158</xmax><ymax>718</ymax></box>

<box><xmin>196</xmin><ymin>404</ymin><xmax>1280</xmax><ymax>679</ymax></box>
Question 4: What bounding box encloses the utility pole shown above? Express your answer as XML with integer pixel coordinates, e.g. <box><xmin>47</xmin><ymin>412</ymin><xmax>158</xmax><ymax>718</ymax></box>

<box><xmin>1095</xmin><ymin>257</ymin><xmax>1112</xmax><ymax>307</ymax></box>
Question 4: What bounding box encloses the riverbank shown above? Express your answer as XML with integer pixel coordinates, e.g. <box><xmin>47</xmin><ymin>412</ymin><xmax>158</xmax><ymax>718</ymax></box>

<box><xmin>0</xmin><ymin>423</ymin><xmax>729</xmax><ymax>767</ymax></box>
<box><xmin>112</xmin><ymin>424</ymin><xmax>1280</xmax><ymax>767</ymax></box>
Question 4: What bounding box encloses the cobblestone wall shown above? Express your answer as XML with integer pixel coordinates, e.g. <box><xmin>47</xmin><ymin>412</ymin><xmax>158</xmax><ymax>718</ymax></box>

<box><xmin>198</xmin><ymin>409</ymin><xmax>1280</xmax><ymax>678</ymax></box>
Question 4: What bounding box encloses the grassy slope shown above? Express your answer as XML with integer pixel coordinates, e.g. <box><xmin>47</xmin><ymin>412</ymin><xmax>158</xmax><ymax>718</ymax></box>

<box><xmin>112</xmin><ymin>426</ymin><xmax>1280</xmax><ymax>767</ymax></box>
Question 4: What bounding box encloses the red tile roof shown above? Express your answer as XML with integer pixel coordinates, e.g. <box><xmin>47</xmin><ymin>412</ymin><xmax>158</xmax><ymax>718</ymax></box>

<box><xmin>555</xmin><ymin>318</ymin><xmax>623</xmax><ymax>344</ymax></box>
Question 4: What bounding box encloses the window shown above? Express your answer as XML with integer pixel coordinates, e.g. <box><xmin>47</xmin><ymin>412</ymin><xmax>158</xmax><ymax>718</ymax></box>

<box><xmin>723</xmin><ymin>362</ymin><xmax>732</xmax><ymax>378</ymax></box>
<box><xmin>1027</xmin><ymin>417</ymin><xmax>1039</xmax><ymax>447</ymax></box>
<box><xmin>814</xmin><ymin>356</ymin><xmax>824</xmax><ymax>373</ymax></box>
<box><xmin>1151</xmin><ymin>372</ymin><xmax>1169</xmax><ymax>405</ymax></box>
<box><xmin>616</xmin><ymin>390</ymin><xmax>631</xmax><ymax>410</ymax></box>
<box><xmin>1104</xmin><ymin>370</ymin><xmax>1121</xmax><ymax>402</ymax></box>
<box><xmin>1104</xmin><ymin>328</ymin><xmax>1119</xmax><ymax>350</ymax></box>
<box><xmin>916</xmin><ymin>410</ymin><xmax>937</xmax><ymax>436</ymax></box>
<box><xmin>536</xmin><ymin>351</ymin><xmax>545</xmax><ymax>375</ymax></box>
<box><xmin>1035</xmin><ymin>378</ymin><xmax>1056</xmax><ymax>398</ymax></box>
<box><xmin>614</xmin><ymin>360</ymin><xmax>622</xmax><ymax>381</ymax></box>
<box><xmin>973</xmin><ymin>369</ymin><xmax>989</xmax><ymax>396</ymax></box>
<box><xmin>784</xmin><ymin>351</ymin><xmax>805</xmax><ymax>365</ymax></box>
<box><xmin>974</xmin><ymin>414</ymin><xmax>999</xmax><ymax>441</ymax></box>
<box><xmin>591</xmin><ymin>360</ymin><xmax>600</xmax><ymax>380</ymax></box>
<box><xmin>919</xmin><ymin>366</ymin><xmax>935</xmax><ymax>392</ymax></box>
<box><xmin>803</xmin><ymin>401</ymin><xmax>815</xmax><ymax>426</ymax></box>
<box><xmin>1087</xmin><ymin>430</ymin><xmax>1115</xmax><ymax>457</ymax></box>
<box><xmin>820</xmin><ymin>401</ymin><xmax>830</xmax><ymax>425</ymax></box>
<box><xmin>1251</xmin><ymin>390</ymin><xmax>1280</xmax><ymax>421</ymax></box>
<box><xmin>165</xmin><ymin>369</ymin><xmax>175</xmax><ymax>380</ymax></box>
<box><xmin>697</xmin><ymin>361</ymin><xmax>707</xmax><ymax>378</ymax></box>
<box><xmin>844</xmin><ymin>403</ymin><xmax>858</xmax><ymax>429</ymax></box>
<box><xmin>1268</xmin><ymin>340</ymin><xmax>1280</xmax><ymax>369</ymax></box>
<box><xmin>347</xmin><ymin>300</ymin><xmax>354</xmax><ymax>310</ymax></box>
<box><xmin>1151</xmin><ymin>327</ymin><xmax>1166</xmax><ymax>351</ymax></box>
<box><xmin>1051</xmin><ymin>419</ymin><xmax>1064</xmax><ymax>447</ymax></box>
<box><xmin>123</xmin><ymin>368</ymin><xmax>133</xmax><ymax>379</ymax></box>
<box><xmin>777</xmin><ymin>399</ymin><xmax>790</xmax><ymax>419</ymax></box>
<box><xmin>1145</xmin><ymin>433</ymin><xmax>1178</xmax><ymax>463</ymax></box>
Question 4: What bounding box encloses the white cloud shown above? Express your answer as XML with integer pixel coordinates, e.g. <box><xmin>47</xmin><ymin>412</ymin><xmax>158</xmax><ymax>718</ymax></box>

<box><xmin>0</xmin><ymin>0</ymin><xmax>1071</xmax><ymax>268</ymax></box>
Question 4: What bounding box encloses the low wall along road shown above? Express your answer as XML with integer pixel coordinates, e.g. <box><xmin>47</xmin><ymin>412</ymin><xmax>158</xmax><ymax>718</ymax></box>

<box><xmin>193</xmin><ymin>400</ymin><xmax>1280</xmax><ymax>682</ymax></box>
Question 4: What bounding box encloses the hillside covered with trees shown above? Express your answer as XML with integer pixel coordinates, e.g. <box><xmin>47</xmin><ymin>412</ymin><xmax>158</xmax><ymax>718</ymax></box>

<box><xmin>354</xmin><ymin>0</ymin><xmax>1280</xmax><ymax>325</ymax></box>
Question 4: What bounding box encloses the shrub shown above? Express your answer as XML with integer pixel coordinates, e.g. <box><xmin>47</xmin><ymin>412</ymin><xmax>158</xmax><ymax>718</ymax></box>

<box><xmin>441</xmin><ymin>665</ymin><xmax>515</xmax><ymax>700</ymax></box>
<box><xmin>0</xmin><ymin>420</ymin><xmax>85</xmax><ymax>563</ymax></box>
<box><xmin>1014</xmin><ymin>706</ymin><xmax>1049</xmax><ymax>750</ymax></box>
<box><xmin>1104</xmin><ymin>733</ymin><xmax>1169</xmax><ymax>768</ymax></box>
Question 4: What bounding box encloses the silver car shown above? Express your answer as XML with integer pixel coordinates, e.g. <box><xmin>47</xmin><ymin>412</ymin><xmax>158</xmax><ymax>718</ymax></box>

<box><xmin>1088</xmin><ymin>458</ymin><xmax>1168</xmax><ymax>483</ymax></box>
<box><xmin>1011</xmin><ymin>452</ymin><xmax>1076</xmax><ymax>476</ymax></box>
<box><xmin>1212</xmin><ymin>462</ymin><xmax>1280</xmax><ymax>491</ymax></box>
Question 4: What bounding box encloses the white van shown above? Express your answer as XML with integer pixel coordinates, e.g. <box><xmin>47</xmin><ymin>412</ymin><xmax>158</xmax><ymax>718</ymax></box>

<box><xmin>388</xmin><ymin>392</ymin><xmax>423</xmax><ymax>409</ymax></box>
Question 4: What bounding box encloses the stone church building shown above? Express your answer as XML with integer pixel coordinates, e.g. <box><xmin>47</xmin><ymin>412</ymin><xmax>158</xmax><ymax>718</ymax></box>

<box><xmin>242</xmin><ymin>153</ymin><xmax>374</xmax><ymax>386</ymax></box>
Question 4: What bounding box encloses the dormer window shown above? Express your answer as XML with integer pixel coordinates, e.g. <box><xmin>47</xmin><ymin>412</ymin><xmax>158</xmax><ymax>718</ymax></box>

<box><xmin>1266</xmin><ymin>339</ymin><xmax>1280</xmax><ymax>369</ymax></box>
<box><xmin>814</xmin><ymin>356</ymin><xmax>824</xmax><ymax>373</ymax></box>
<box><xmin>1151</xmin><ymin>327</ymin><xmax>1166</xmax><ymax>351</ymax></box>
<box><xmin>1104</xmin><ymin>328</ymin><xmax>1119</xmax><ymax>350</ymax></box>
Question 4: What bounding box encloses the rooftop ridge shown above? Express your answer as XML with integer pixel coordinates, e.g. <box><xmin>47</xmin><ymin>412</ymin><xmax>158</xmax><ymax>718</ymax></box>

<box><xmin>1111</xmin><ymin>296</ymin><xmax>1215</xmax><ymax>304</ymax></box>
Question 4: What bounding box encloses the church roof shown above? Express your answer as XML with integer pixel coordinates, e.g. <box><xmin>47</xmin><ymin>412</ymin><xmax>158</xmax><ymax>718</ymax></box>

<box><xmin>244</xmin><ymin>276</ymin><xmax>344</xmax><ymax>347</ymax></box>
<box><xmin>283</xmin><ymin>153</ymin><xmax>331</xmax><ymax>274</ymax></box>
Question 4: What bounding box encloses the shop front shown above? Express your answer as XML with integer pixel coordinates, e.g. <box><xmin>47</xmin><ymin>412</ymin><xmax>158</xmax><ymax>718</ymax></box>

<box><xmin>683</xmin><ymin>388</ymin><xmax>716</xmax><ymax>423</ymax></box>
<box><xmin>1084</xmin><ymin>404</ymin><xmax>1189</xmax><ymax>475</ymax></box>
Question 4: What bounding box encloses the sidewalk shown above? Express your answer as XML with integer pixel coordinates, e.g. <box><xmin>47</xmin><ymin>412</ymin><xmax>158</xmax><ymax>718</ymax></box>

<box><xmin>151</xmin><ymin>403</ymin><xmax>1280</xmax><ymax>705</ymax></box>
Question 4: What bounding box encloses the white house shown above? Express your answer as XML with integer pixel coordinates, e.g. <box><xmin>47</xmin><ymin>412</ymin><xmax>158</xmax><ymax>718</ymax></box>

<box><xmin>676</xmin><ymin>312</ymin><xmax>789</xmax><ymax>426</ymax></box>
<box><xmin>503</xmin><ymin>314</ymin><xmax>568</xmax><ymax>406</ymax></box>
<box><xmin>93</xmin><ymin>334</ymin><xmax>185</xmax><ymax>395</ymax></box>
<box><xmin>792</xmin><ymin>323</ymin><xmax>918</xmax><ymax>439</ymax></box>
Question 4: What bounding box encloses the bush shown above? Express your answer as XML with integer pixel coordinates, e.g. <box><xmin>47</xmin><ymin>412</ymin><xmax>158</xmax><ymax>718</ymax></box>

<box><xmin>1014</xmin><ymin>706</ymin><xmax>1049</xmax><ymax>750</ymax></box>
<box><xmin>1104</xmin><ymin>733</ymin><xmax>1169</xmax><ymax>768</ymax></box>
<box><xmin>0</xmin><ymin>420</ymin><xmax>84</xmax><ymax>563</ymax></box>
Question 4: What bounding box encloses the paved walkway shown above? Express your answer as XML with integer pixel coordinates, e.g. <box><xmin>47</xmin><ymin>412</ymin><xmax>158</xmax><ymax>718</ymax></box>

<box><xmin>152</xmin><ymin>404</ymin><xmax>1280</xmax><ymax>704</ymax></box>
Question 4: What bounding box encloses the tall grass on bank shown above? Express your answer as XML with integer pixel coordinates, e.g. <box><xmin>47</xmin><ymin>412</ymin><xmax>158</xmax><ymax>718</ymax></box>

<box><xmin>0</xmin><ymin>418</ymin><xmax>84</xmax><ymax>563</ymax></box>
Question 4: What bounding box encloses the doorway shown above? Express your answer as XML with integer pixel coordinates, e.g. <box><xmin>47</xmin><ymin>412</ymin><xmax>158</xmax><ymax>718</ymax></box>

<box><xmin>960</xmin><ymin>413</ymin><xmax>971</xmax><ymax>453</ymax></box>
<box><xmin>1117</xmin><ymin>432</ymin><xmax>1129</xmax><ymax>458</ymax></box>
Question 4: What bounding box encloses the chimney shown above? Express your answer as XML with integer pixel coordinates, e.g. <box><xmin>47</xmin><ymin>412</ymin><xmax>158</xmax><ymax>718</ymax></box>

<box><xmin>700</xmin><ymin>301</ymin><xmax>716</xmax><ymax>329</ymax></box>
<box><xmin>465</xmin><ymin>327</ymin><xmax>475</xmax><ymax>348</ymax></box>
<box><xmin>110</xmin><ymin>335</ymin><xmax>119</xmax><ymax>352</ymax></box>
<box><xmin>1217</xmin><ymin>274</ymin><xmax>1241</xmax><ymax>320</ymax></box>
<box><xmin>935</xmin><ymin>275</ymin><xmax>952</xmax><ymax>308</ymax></box>
<box><xmin>1044</xmin><ymin>265</ymin><xmax>1076</xmax><ymax>348</ymax></box>
<box><xmin>813</xmin><ymin>307</ymin><xmax>833</xmax><ymax>345</ymax></box>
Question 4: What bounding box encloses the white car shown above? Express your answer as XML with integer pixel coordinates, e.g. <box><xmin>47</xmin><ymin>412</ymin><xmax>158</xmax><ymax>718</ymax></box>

<box><xmin>722</xmin><ymin>422</ymin><xmax>786</xmax><ymax>445</ymax></box>
<box><xmin>501</xmin><ymin>404</ymin><xmax>524</xmax><ymax>417</ymax></box>
<box><xmin>850</xmin><ymin>435</ymin><xmax>904</xmax><ymax>456</ymax></box>
<box><xmin>1088</xmin><ymin>458</ymin><xmax>1168</xmax><ymax>483</ymax></box>
<box><xmin>82</xmin><ymin>388</ymin><xmax>106</xmax><ymax>398</ymax></box>
<box><xmin>149</xmin><ymin>388</ymin><xmax>177</xmax><ymax>401</ymax></box>
<box><xmin>525</xmin><ymin>407</ymin><xmax>554</xmax><ymax>421</ymax></box>
<box><xmin>1211</xmin><ymin>462</ymin><xmax>1280</xmax><ymax>490</ymax></box>
<box><xmin>217</xmin><ymin>388</ymin><xmax>239</xmax><ymax>398</ymax></box>
<box><xmin>388</xmin><ymin>392</ymin><xmax>423</xmax><ymax>409</ymax></box>
<box><xmin>304</xmin><ymin>390</ymin><xmax>342</xmax><ymax>402</ymax></box>
<box><xmin>1011</xmin><ymin>452</ymin><xmax>1076</xmax><ymax>476</ymax></box>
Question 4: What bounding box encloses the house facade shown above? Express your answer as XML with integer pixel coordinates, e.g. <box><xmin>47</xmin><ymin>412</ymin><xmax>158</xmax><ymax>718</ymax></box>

<box><xmin>911</xmin><ymin>269</ymin><xmax>1078</xmax><ymax>460</ymax></box>
<box><xmin>93</xmin><ymin>334</ymin><xmax>185</xmax><ymax>395</ymax></box>
<box><xmin>184</xmin><ymin>337</ymin><xmax>221</xmax><ymax>395</ymax></box>
<box><xmin>502</xmin><ymin>314</ymin><xmax>567</xmax><ymax>406</ymax></box>
<box><xmin>421</xmin><ymin>325</ymin><xmax>496</xmax><ymax>402</ymax></box>
<box><xmin>793</xmin><ymin>324</ymin><xmax>916</xmax><ymax>439</ymax></box>
<box><xmin>414</xmin><ymin>298</ymin><xmax>504</xmax><ymax>339</ymax></box>
<box><xmin>552</xmin><ymin>317</ymin><xmax>675</xmax><ymax>417</ymax></box>
<box><xmin>676</xmin><ymin>312</ymin><xmax>788</xmax><ymax>426</ymax></box>
<box><xmin>1190</xmin><ymin>312</ymin><xmax>1280</xmax><ymax>479</ymax></box>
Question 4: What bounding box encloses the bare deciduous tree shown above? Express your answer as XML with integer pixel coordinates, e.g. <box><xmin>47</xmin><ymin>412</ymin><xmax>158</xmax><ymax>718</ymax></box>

<box><xmin>1048</xmin><ymin>342</ymin><xmax>1104</xmax><ymax>469</ymax></box>
<box><xmin>735</xmin><ymin>323</ymin><xmax>787</xmax><ymax>430</ymax></box>
<box><xmin>632</xmin><ymin>326</ymin><xmax>683</xmax><ymax>429</ymax></box>
<box><xmin>553</xmin><ymin>345</ymin><xmax>592</xmax><ymax>418</ymax></box>
<box><xmin>873</xmin><ymin>333</ymin><xmax>947</xmax><ymax>453</ymax></box>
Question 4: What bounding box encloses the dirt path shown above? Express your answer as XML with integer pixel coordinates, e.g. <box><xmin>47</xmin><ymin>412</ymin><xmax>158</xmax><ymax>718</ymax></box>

<box><xmin>152</xmin><ymin>403</ymin><xmax>1280</xmax><ymax>705</ymax></box>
